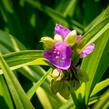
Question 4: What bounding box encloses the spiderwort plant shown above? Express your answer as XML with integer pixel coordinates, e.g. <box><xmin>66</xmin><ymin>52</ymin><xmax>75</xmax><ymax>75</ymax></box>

<box><xmin>41</xmin><ymin>24</ymin><xmax>95</xmax><ymax>98</ymax></box>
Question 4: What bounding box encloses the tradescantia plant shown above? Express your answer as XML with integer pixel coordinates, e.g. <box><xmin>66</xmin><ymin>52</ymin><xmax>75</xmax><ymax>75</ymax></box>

<box><xmin>0</xmin><ymin>0</ymin><xmax>109</xmax><ymax>109</ymax></box>
<box><xmin>41</xmin><ymin>24</ymin><xmax>95</xmax><ymax>98</ymax></box>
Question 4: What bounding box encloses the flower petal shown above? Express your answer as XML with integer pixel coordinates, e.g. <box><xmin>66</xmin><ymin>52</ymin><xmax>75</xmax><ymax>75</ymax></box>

<box><xmin>76</xmin><ymin>35</ymin><xmax>82</xmax><ymax>41</ymax></box>
<box><xmin>44</xmin><ymin>42</ymin><xmax>72</xmax><ymax>70</ymax></box>
<box><xmin>80</xmin><ymin>43</ymin><xmax>95</xmax><ymax>58</ymax></box>
<box><xmin>64</xmin><ymin>30</ymin><xmax>77</xmax><ymax>46</ymax></box>
<box><xmin>55</xmin><ymin>24</ymin><xmax>71</xmax><ymax>38</ymax></box>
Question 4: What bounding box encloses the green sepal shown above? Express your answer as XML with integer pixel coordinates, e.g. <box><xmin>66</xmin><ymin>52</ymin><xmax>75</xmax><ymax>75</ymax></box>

<box><xmin>40</xmin><ymin>37</ymin><xmax>55</xmax><ymax>50</ymax></box>
<box><xmin>64</xmin><ymin>30</ymin><xmax>77</xmax><ymax>46</ymax></box>
<box><xmin>51</xmin><ymin>80</ymin><xmax>61</xmax><ymax>94</ymax></box>
<box><xmin>58</xmin><ymin>81</ymin><xmax>70</xmax><ymax>99</ymax></box>
<box><xmin>69</xmin><ymin>80</ymin><xmax>81</xmax><ymax>92</ymax></box>
<box><xmin>51</xmin><ymin>80</ymin><xmax>70</xmax><ymax>99</ymax></box>
<box><xmin>75</xmin><ymin>70</ymin><xmax>89</xmax><ymax>82</ymax></box>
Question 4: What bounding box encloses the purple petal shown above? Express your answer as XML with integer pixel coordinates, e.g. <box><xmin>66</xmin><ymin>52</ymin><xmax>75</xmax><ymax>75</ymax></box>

<box><xmin>80</xmin><ymin>43</ymin><xmax>95</xmax><ymax>58</ymax></box>
<box><xmin>44</xmin><ymin>42</ymin><xmax>72</xmax><ymax>70</ymax></box>
<box><xmin>55</xmin><ymin>24</ymin><xmax>71</xmax><ymax>38</ymax></box>
<box><xmin>76</xmin><ymin>35</ymin><xmax>82</xmax><ymax>41</ymax></box>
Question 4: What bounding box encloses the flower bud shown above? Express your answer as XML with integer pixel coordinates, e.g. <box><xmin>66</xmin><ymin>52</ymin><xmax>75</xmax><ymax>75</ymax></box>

<box><xmin>41</xmin><ymin>37</ymin><xmax>55</xmax><ymax>50</ymax></box>
<box><xmin>52</xmin><ymin>69</ymin><xmax>64</xmax><ymax>80</ymax></box>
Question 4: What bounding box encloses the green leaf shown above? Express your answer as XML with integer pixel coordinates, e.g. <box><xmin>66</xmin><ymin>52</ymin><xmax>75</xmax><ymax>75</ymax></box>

<box><xmin>26</xmin><ymin>0</ymin><xmax>83</xmax><ymax>33</ymax></box>
<box><xmin>0</xmin><ymin>53</ymin><xmax>34</xmax><ymax>109</ymax></box>
<box><xmin>62</xmin><ymin>0</ymin><xmax>78</xmax><ymax>17</ymax></box>
<box><xmin>59</xmin><ymin>98</ymin><xmax>74</xmax><ymax>109</ymax></box>
<box><xmin>102</xmin><ymin>100</ymin><xmax>109</xmax><ymax>109</ymax></box>
<box><xmin>93</xmin><ymin>90</ymin><xmax>109</xmax><ymax>109</ymax></box>
<box><xmin>27</xmin><ymin>68</ymin><xmax>52</xmax><ymax>99</ymax></box>
<box><xmin>77</xmin><ymin>15</ymin><xmax>109</xmax><ymax>53</ymax></box>
<box><xmin>88</xmin><ymin>96</ymin><xmax>99</xmax><ymax>106</ymax></box>
<box><xmin>0</xmin><ymin>50</ymin><xmax>44</xmax><ymax>73</ymax></box>
<box><xmin>71</xmin><ymin>91</ymin><xmax>81</xmax><ymax>109</ymax></box>
<box><xmin>0</xmin><ymin>27</ymin><xmax>61</xmax><ymax>109</ymax></box>
<box><xmin>3</xmin><ymin>50</ymin><xmax>43</xmax><ymax>66</ymax></box>
<box><xmin>0</xmin><ymin>30</ymin><xmax>26</xmax><ymax>53</ymax></box>
<box><xmin>36</xmin><ymin>87</ymin><xmax>53</xmax><ymax>109</ymax></box>
<box><xmin>0</xmin><ymin>0</ymin><xmax>25</xmax><ymax>42</ymax></box>
<box><xmin>80</xmin><ymin>30</ymin><xmax>109</xmax><ymax>104</ymax></box>
<box><xmin>85</xmin><ymin>5</ymin><xmax>109</xmax><ymax>32</ymax></box>
<box><xmin>0</xmin><ymin>75</ymin><xmax>14</xmax><ymax>109</ymax></box>
<box><xmin>91</xmin><ymin>78</ymin><xmax>109</xmax><ymax>97</ymax></box>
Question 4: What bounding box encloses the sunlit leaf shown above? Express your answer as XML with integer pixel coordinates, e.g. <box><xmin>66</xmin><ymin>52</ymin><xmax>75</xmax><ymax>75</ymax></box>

<box><xmin>27</xmin><ymin>68</ymin><xmax>52</xmax><ymax>99</ymax></box>
<box><xmin>93</xmin><ymin>90</ymin><xmax>109</xmax><ymax>109</ymax></box>
<box><xmin>91</xmin><ymin>78</ymin><xmax>109</xmax><ymax>97</ymax></box>
<box><xmin>0</xmin><ymin>54</ymin><xmax>34</xmax><ymax>109</ymax></box>
<box><xmin>0</xmin><ymin>75</ymin><xmax>14</xmax><ymax>109</ymax></box>
<box><xmin>77</xmin><ymin>15</ymin><xmax>109</xmax><ymax>53</ymax></box>
<box><xmin>81</xmin><ymin>30</ymin><xmax>109</xmax><ymax>104</ymax></box>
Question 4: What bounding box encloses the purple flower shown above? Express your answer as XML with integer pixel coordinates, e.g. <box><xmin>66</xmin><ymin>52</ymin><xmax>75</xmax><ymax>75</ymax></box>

<box><xmin>55</xmin><ymin>24</ymin><xmax>71</xmax><ymax>38</ymax></box>
<box><xmin>44</xmin><ymin>42</ymin><xmax>72</xmax><ymax>70</ymax></box>
<box><xmin>43</xmin><ymin>24</ymin><xmax>95</xmax><ymax>70</ymax></box>
<box><xmin>54</xmin><ymin>24</ymin><xmax>95</xmax><ymax>58</ymax></box>
<box><xmin>76</xmin><ymin>35</ymin><xmax>95</xmax><ymax>58</ymax></box>
<box><xmin>80</xmin><ymin>43</ymin><xmax>95</xmax><ymax>58</ymax></box>
<box><xmin>76</xmin><ymin>35</ymin><xmax>82</xmax><ymax>41</ymax></box>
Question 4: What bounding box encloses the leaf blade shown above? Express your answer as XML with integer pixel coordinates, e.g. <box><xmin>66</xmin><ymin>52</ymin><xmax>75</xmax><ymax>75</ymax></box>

<box><xmin>0</xmin><ymin>53</ymin><xmax>34</xmax><ymax>109</ymax></box>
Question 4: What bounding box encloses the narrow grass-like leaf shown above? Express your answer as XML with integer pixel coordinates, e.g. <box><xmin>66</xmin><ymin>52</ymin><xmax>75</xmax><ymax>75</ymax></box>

<box><xmin>61</xmin><ymin>0</ymin><xmax>78</xmax><ymax>17</ymax></box>
<box><xmin>0</xmin><ymin>30</ymin><xmax>60</xmax><ymax>108</ymax></box>
<box><xmin>102</xmin><ymin>100</ymin><xmax>109</xmax><ymax>109</ymax></box>
<box><xmin>26</xmin><ymin>0</ymin><xmax>83</xmax><ymax>33</ymax></box>
<box><xmin>3</xmin><ymin>50</ymin><xmax>43</xmax><ymax>66</ymax></box>
<box><xmin>27</xmin><ymin>68</ymin><xmax>52</xmax><ymax>99</ymax></box>
<box><xmin>88</xmin><ymin>96</ymin><xmax>99</xmax><ymax>106</ymax></box>
<box><xmin>93</xmin><ymin>90</ymin><xmax>109</xmax><ymax>109</ymax></box>
<box><xmin>0</xmin><ymin>75</ymin><xmax>14</xmax><ymax>109</ymax></box>
<box><xmin>85</xmin><ymin>5</ymin><xmax>109</xmax><ymax>31</ymax></box>
<box><xmin>81</xmin><ymin>30</ymin><xmax>109</xmax><ymax>104</ymax></box>
<box><xmin>42</xmin><ymin>0</ymin><xmax>79</xmax><ymax>38</ymax></box>
<box><xmin>91</xmin><ymin>78</ymin><xmax>109</xmax><ymax>97</ymax></box>
<box><xmin>59</xmin><ymin>98</ymin><xmax>74</xmax><ymax>109</ymax></box>
<box><xmin>36</xmin><ymin>87</ymin><xmax>53</xmax><ymax>109</ymax></box>
<box><xmin>77</xmin><ymin>15</ymin><xmax>109</xmax><ymax>53</ymax></box>
<box><xmin>0</xmin><ymin>50</ymin><xmax>46</xmax><ymax>75</ymax></box>
<box><xmin>71</xmin><ymin>91</ymin><xmax>81</xmax><ymax>109</ymax></box>
<box><xmin>0</xmin><ymin>0</ymin><xmax>25</xmax><ymax>42</ymax></box>
<box><xmin>2</xmin><ymin>50</ymin><xmax>43</xmax><ymax>68</ymax></box>
<box><xmin>0</xmin><ymin>30</ymin><xmax>26</xmax><ymax>53</ymax></box>
<box><xmin>0</xmin><ymin>29</ymin><xmax>61</xmax><ymax>108</ymax></box>
<box><xmin>0</xmin><ymin>53</ymin><xmax>34</xmax><ymax>109</ymax></box>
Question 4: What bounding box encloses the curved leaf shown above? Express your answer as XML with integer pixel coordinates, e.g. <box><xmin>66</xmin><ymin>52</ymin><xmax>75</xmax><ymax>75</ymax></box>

<box><xmin>0</xmin><ymin>53</ymin><xmax>34</xmax><ymax>109</ymax></box>
<box><xmin>81</xmin><ymin>30</ymin><xmax>109</xmax><ymax>104</ymax></box>
<box><xmin>91</xmin><ymin>78</ymin><xmax>109</xmax><ymax>97</ymax></box>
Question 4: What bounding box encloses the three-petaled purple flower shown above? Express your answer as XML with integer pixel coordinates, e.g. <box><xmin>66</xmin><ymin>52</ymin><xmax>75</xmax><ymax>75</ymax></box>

<box><xmin>44</xmin><ymin>42</ymin><xmax>72</xmax><ymax>70</ymax></box>
<box><xmin>43</xmin><ymin>24</ymin><xmax>95</xmax><ymax>70</ymax></box>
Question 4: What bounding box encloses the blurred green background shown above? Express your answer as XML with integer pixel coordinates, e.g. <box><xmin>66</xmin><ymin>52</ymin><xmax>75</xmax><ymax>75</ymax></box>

<box><xmin>0</xmin><ymin>0</ymin><xmax>108</xmax><ymax>50</ymax></box>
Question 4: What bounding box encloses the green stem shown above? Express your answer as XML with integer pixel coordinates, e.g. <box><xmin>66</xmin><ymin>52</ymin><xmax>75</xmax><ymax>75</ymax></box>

<box><xmin>70</xmin><ymin>91</ymin><xmax>80</xmax><ymax>109</ymax></box>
